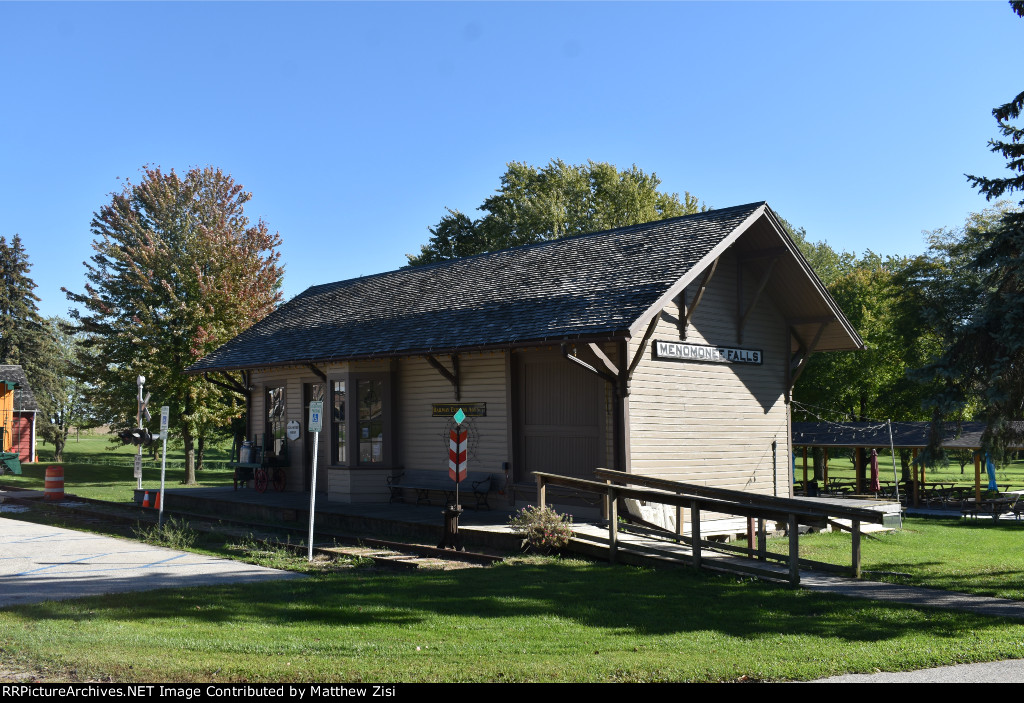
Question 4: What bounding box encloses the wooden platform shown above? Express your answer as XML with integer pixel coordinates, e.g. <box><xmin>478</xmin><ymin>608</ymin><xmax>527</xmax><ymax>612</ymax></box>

<box><xmin>157</xmin><ymin>483</ymin><xmax>904</xmax><ymax>582</ymax></box>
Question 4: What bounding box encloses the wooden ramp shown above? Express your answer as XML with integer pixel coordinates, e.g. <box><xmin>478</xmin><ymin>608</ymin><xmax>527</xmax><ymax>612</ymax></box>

<box><xmin>568</xmin><ymin>522</ymin><xmax>800</xmax><ymax>583</ymax></box>
<box><xmin>535</xmin><ymin>469</ymin><xmax>901</xmax><ymax>585</ymax></box>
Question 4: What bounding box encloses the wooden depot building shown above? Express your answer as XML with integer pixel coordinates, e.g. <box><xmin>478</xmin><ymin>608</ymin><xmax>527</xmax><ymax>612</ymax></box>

<box><xmin>189</xmin><ymin>202</ymin><xmax>862</xmax><ymax>506</ymax></box>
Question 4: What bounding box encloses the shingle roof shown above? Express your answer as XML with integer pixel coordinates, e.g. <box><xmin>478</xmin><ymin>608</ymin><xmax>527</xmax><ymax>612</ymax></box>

<box><xmin>0</xmin><ymin>365</ymin><xmax>39</xmax><ymax>412</ymax></box>
<box><xmin>792</xmin><ymin>421</ymin><xmax>1024</xmax><ymax>450</ymax></box>
<box><xmin>189</xmin><ymin>202</ymin><xmax>774</xmax><ymax>372</ymax></box>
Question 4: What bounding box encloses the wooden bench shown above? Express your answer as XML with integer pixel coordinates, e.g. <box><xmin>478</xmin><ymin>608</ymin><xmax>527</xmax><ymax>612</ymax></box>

<box><xmin>387</xmin><ymin>469</ymin><xmax>502</xmax><ymax>510</ymax></box>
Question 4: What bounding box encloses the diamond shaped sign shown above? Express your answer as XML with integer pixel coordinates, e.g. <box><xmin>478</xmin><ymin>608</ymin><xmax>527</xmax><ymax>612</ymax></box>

<box><xmin>453</xmin><ymin>408</ymin><xmax>466</xmax><ymax>424</ymax></box>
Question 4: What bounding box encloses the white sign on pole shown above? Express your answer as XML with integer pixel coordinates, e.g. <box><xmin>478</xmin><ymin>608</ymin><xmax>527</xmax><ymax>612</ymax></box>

<box><xmin>309</xmin><ymin>401</ymin><xmax>324</xmax><ymax>432</ymax></box>
<box><xmin>159</xmin><ymin>406</ymin><xmax>169</xmax><ymax>528</ymax></box>
<box><xmin>307</xmin><ymin>400</ymin><xmax>324</xmax><ymax>562</ymax></box>
<box><xmin>133</xmin><ymin>454</ymin><xmax>142</xmax><ymax>479</ymax></box>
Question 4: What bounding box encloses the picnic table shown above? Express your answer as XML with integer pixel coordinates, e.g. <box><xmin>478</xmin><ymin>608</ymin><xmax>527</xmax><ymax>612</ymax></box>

<box><xmin>960</xmin><ymin>494</ymin><xmax>1020</xmax><ymax>520</ymax></box>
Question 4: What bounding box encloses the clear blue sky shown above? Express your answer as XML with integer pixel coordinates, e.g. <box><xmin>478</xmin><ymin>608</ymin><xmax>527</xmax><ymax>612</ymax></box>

<box><xmin>2</xmin><ymin>1</ymin><xmax>1021</xmax><ymax>319</ymax></box>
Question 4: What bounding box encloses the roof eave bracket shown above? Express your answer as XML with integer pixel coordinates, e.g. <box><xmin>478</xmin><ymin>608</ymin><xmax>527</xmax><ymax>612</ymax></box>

<box><xmin>425</xmin><ymin>354</ymin><xmax>460</xmax><ymax>401</ymax></box>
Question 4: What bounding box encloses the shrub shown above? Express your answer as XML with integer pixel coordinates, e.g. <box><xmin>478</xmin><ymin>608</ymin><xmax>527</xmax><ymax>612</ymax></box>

<box><xmin>508</xmin><ymin>505</ymin><xmax>574</xmax><ymax>553</ymax></box>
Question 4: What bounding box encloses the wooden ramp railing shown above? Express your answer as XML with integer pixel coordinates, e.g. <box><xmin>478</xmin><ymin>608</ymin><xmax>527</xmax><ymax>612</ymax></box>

<box><xmin>534</xmin><ymin>469</ymin><xmax>892</xmax><ymax>585</ymax></box>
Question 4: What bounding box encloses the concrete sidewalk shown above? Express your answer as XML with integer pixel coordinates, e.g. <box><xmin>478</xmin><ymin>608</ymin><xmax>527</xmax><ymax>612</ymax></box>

<box><xmin>0</xmin><ymin>516</ymin><xmax>301</xmax><ymax>607</ymax></box>
<box><xmin>814</xmin><ymin>659</ymin><xmax>1024</xmax><ymax>683</ymax></box>
<box><xmin>800</xmin><ymin>569</ymin><xmax>1024</xmax><ymax>619</ymax></box>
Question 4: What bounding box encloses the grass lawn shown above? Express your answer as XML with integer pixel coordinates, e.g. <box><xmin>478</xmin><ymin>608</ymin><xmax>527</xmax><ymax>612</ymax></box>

<box><xmin>795</xmin><ymin>451</ymin><xmax>1024</xmax><ymax>491</ymax></box>
<box><xmin>5</xmin><ymin>434</ymin><xmax>236</xmax><ymax>502</ymax></box>
<box><xmin>3</xmin><ymin>433</ymin><xmax>1023</xmax><ymax>682</ymax></box>
<box><xmin>774</xmin><ymin>517</ymin><xmax>1024</xmax><ymax>601</ymax></box>
<box><xmin>2</xmin><ymin>556</ymin><xmax>1024</xmax><ymax>683</ymax></box>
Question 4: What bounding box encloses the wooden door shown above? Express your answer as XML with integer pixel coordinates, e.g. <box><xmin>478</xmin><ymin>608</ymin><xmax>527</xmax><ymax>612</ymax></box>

<box><xmin>516</xmin><ymin>350</ymin><xmax>604</xmax><ymax>483</ymax></box>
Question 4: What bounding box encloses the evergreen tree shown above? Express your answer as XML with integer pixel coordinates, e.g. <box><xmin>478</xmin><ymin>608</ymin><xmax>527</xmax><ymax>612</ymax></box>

<box><xmin>0</xmin><ymin>234</ymin><xmax>45</xmax><ymax>369</ymax></box>
<box><xmin>966</xmin><ymin>1</ymin><xmax>1024</xmax><ymax>202</ymax></box>
<box><xmin>928</xmin><ymin>1</ymin><xmax>1024</xmax><ymax>454</ymax></box>
<box><xmin>0</xmin><ymin>234</ymin><xmax>62</xmax><ymax>425</ymax></box>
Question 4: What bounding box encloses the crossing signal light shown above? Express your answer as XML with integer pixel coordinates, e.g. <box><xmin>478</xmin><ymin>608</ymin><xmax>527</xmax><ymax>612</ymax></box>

<box><xmin>118</xmin><ymin>428</ymin><xmax>154</xmax><ymax>446</ymax></box>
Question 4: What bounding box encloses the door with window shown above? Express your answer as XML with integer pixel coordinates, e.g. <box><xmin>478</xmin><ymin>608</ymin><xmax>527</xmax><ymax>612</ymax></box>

<box><xmin>304</xmin><ymin>382</ymin><xmax>327</xmax><ymax>492</ymax></box>
<box><xmin>329</xmin><ymin>373</ymin><xmax>392</xmax><ymax>468</ymax></box>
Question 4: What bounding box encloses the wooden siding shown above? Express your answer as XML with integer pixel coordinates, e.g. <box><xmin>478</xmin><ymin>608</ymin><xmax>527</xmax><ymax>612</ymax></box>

<box><xmin>397</xmin><ymin>352</ymin><xmax>509</xmax><ymax>475</ymax></box>
<box><xmin>250</xmin><ymin>356</ymin><xmax>509</xmax><ymax>501</ymax></box>
<box><xmin>326</xmin><ymin>468</ymin><xmax>393</xmax><ymax>503</ymax></box>
<box><xmin>627</xmin><ymin>248</ymin><xmax>792</xmax><ymax>498</ymax></box>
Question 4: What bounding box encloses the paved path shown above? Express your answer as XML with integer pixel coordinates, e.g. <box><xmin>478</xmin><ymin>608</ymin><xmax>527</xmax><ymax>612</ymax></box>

<box><xmin>814</xmin><ymin>659</ymin><xmax>1024</xmax><ymax>683</ymax></box>
<box><xmin>800</xmin><ymin>570</ymin><xmax>1024</xmax><ymax>619</ymax></box>
<box><xmin>0</xmin><ymin>516</ymin><xmax>301</xmax><ymax>607</ymax></box>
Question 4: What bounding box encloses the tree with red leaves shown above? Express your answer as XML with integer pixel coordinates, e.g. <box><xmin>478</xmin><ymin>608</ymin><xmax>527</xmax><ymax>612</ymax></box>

<box><xmin>66</xmin><ymin>166</ymin><xmax>283</xmax><ymax>483</ymax></box>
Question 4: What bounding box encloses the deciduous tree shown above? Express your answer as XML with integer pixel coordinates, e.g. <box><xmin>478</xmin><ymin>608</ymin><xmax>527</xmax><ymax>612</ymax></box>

<box><xmin>794</xmin><ymin>252</ymin><xmax>936</xmax><ymax>424</ymax></box>
<box><xmin>407</xmin><ymin>159</ymin><xmax>703</xmax><ymax>265</ymax></box>
<box><xmin>66</xmin><ymin>166</ymin><xmax>283</xmax><ymax>483</ymax></box>
<box><xmin>36</xmin><ymin>318</ymin><xmax>97</xmax><ymax>462</ymax></box>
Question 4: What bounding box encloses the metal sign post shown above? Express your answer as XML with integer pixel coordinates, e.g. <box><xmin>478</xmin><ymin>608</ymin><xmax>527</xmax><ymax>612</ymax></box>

<box><xmin>158</xmin><ymin>406</ymin><xmax>169</xmax><ymax>527</ymax></box>
<box><xmin>440</xmin><ymin>408</ymin><xmax>467</xmax><ymax>551</ymax></box>
<box><xmin>134</xmin><ymin>376</ymin><xmax>149</xmax><ymax>490</ymax></box>
<box><xmin>307</xmin><ymin>400</ymin><xmax>324</xmax><ymax>562</ymax></box>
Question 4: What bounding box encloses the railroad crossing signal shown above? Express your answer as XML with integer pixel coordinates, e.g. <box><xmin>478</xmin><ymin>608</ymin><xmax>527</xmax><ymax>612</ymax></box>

<box><xmin>137</xmin><ymin>375</ymin><xmax>151</xmax><ymax>422</ymax></box>
<box><xmin>118</xmin><ymin>427</ymin><xmax>154</xmax><ymax>446</ymax></box>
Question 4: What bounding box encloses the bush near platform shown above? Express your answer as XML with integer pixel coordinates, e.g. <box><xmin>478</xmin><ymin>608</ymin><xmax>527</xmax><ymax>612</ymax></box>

<box><xmin>508</xmin><ymin>505</ymin><xmax>574</xmax><ymax>553</ymax></box>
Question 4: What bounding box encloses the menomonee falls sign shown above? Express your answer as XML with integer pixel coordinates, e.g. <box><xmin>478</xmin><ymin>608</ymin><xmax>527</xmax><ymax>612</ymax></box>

<box><xmin>654</xmin><ymin>340</ymin><xmax>763</xmax><ymax>365</ymax></box>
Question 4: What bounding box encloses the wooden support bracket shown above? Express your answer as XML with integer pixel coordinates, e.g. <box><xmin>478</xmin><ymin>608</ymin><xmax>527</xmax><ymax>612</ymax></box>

<box><xmin>561</xmin><ymin>344</ymin><xmax>617</xmax><ymax>386</ymax></box>
<box><xmin>628</xmin><ymin>315</ymin><xmax>660</xmax><ymax>380</ymax></box>
<box><xmin>587</xmin><ymin>342</ymin><xmax>620</xmax><ymax>377</ymax></box>
<box><xmin>425</xmin><ymin>354</ymin><xmax>460</xmax><ymax>401</ymax></box>
<box><xmin>206</xmin><ymin>371</ymin><xmax>249</xmax><ymax>397</ymax></box>
<box><xmin>789</xmin><ymin>321</ymin><xmax>829</xmax><ymax>391</ymax></box>
<box><xmin>680</xmin><ymin>256</ymin><xmax>719</xmax><ymax>340</ymax></box>
<box><xmin>737</xmin><ymin>256</ymin><xmax>779</xmax><ymax>344</ymax></box>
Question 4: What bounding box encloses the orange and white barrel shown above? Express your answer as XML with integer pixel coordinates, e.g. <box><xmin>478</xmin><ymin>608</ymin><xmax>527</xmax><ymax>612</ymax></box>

<box><xmin>43</xmin><ymin>465</ymin><xmax>64</xmax><ymax>501</ymax></box>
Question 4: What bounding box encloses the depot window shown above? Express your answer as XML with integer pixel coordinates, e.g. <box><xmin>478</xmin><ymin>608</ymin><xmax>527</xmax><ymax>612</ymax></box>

<box><xmin>330</xmin><ymin>373</ymin><xmax>391</xmax><ymax>467</ymax></box>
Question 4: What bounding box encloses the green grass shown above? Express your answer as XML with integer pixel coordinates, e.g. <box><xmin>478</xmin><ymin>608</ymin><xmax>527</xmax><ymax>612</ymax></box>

<box><xmin>795</xmin><ymin>452</ymin><xmax>1024</xmax><ymax>491</ymax></box>
<box><xmin>774</xmin><ymin>517</ymin><xmax>1024</xmax><ymax>601</ymax></box>
<box><xmin>4</xmin><ymin>433</ymin><xmax>1024</xmax><ymax>682</ymax></box>
<box><xmin>2</xmin><ymin>557</ymin><xmax>1024</xmax><ymax>683</ymax></box>
<box><xmin>4</xmin><ymin>433</ymin><xmax>236</xmax><ymax>502</ymax></box>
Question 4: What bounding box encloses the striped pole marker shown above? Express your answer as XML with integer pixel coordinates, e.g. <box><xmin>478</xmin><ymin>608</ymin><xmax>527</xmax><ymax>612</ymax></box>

<box><xmin>448</xmin><ymin>428</ymin><xmax>468</xmax><ymax>482</ymax></box>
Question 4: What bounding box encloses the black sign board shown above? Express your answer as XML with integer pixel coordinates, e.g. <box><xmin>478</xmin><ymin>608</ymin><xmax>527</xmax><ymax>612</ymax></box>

<box><xmin>432</xmin><ymin>403</ymin><xmax>487</xmax><ymax>417</ymax></box>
